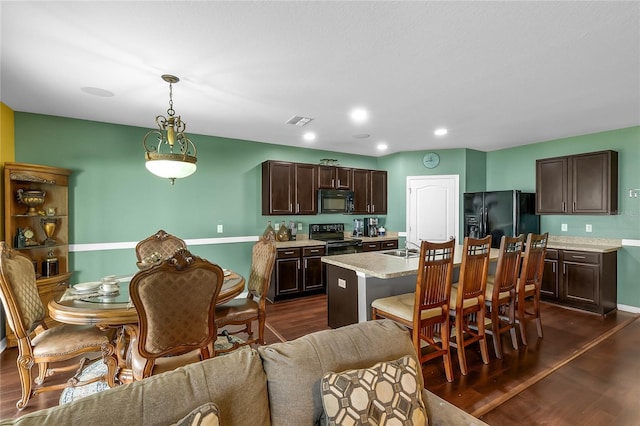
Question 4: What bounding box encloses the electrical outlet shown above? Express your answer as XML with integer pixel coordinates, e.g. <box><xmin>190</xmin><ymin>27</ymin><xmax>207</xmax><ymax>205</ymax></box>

<box><xmin>561</xmin><ymin>223</ymin><xmax>568</xmax><ymax>232</ymax></box>
<box><xmin>217</xmin><ymin>225</ymin><xmax>223</xmax><ymax>233</ymax></box>
<box><xmin>297</xmin><ymin>222</ymin><xmax>303</xmax><ymax>231</ymax></box>
<box><xmin>274</xmin><ymin>222</ymin><xmax>280</xmax><ymax>230</ymax></box>
<box><xmin>586</xmin><ymin>224</ymin><xmax>592</xmax><ymax>232</ymax></box>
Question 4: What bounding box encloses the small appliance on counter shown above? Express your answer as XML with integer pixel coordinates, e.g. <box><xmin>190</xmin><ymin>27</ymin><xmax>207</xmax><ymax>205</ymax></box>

<box><xmin>289</xmin><ymin>221</ymin><xmax>297</xmax><ymax>240</ymax></box>
<box><xmin>352</xmin><ymin>219</ymin><xmax>364</xmax><ymax>237</ymax></box>
<box><xmin>364</xmin><ymin>218</ymin><xmax>379</xmax><ymax>237</ymax></box>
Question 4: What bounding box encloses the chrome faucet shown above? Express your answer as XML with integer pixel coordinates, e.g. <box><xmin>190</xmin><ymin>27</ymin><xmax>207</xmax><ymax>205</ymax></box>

<box><xmin>404</xmin><ymin>240</ymin><xmax>421</xmax><ymax>258</ymax></box>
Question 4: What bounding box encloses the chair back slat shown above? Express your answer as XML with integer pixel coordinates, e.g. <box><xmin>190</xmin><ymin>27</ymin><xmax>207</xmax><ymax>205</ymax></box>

<box><xmin>519</xmin><ymin>232</ymin><xmax>549</xmax><ymax>291</ymax></box>
<box><xmin>415</xmin><ymin>240</ymin><xmax>455</xmax><ymax>311</ymax></box>
<box><xmin>456</xmin><ymin>236</ymin><xmax>492</xmax><ymax>304</ymax></box>
<box><xmin>493</xmin><ymin>235</ymin><xmax>525</xmax><ymax>294</ymax></box>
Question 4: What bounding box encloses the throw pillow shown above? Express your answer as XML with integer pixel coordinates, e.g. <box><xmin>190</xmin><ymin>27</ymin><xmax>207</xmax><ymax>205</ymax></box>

<box><xmin>171</xmin><ymin>402</ymin><xmax>221</xmax><ymax>426</ymax></box>
<box><xmin>320</xmin><ymin>355</ymin><xmax>428</xmax><ymax>426</ymax></box>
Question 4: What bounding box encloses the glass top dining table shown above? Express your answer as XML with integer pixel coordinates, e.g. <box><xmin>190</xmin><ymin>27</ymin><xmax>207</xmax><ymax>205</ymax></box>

<box><xmin>48</xmin><ymin>271</ymin><xmax>246</xmax><ymax>327</ymax></box>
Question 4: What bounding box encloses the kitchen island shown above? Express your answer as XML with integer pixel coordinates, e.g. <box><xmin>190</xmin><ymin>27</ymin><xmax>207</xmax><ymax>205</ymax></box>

<box><xmin>322</xmin><ymin>246</ymin><xmax>499</xmax><ymax>328</ymax></box>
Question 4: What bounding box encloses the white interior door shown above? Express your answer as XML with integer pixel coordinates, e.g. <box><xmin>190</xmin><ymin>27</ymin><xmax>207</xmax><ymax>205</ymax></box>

<box><xmin>406</xmin><ymin>175</ymin><xmax>459</xmax><ymax>244</ymax></box>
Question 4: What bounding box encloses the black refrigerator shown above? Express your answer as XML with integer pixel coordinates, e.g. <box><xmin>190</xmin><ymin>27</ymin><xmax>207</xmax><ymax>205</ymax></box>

<box><xmin>463</xmin><ymin>190</ymin><xmax>539</xmax><ymax>248</ymax></box>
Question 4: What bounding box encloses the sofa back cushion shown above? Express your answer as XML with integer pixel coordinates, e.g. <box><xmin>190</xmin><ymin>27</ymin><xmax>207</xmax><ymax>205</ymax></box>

<box><xmin>258</xmin><ymin>319</ymin><xmax>421</xmax><ymax>426</ymax></box>
<box><xmin>5</xmin><ymin>348</ymin><xmax>270</xmax><ymax>426</ymax></box>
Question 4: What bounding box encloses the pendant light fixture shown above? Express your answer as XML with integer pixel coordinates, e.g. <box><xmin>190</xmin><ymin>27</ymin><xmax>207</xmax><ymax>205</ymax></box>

<box><xmin>143</xmin><ymin>74</ymin><xmax>197</xmax><ymax>185</ymax></box>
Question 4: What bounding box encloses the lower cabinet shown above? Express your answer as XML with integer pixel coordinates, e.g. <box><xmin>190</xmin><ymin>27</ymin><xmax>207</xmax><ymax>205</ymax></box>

<box><xmin>268</xmin><ymin>245</ymin><xmax>326</xmax><ymax>302</ymax></box>
<box><xmin>361</xmin><ymin>239</ymin><xmax>398</xmax><ymax>252</ymax></box>
<box><xmin>541</xmin><ymin>249</ymin><xmax>617</xmax><ymax>315</ymax></box>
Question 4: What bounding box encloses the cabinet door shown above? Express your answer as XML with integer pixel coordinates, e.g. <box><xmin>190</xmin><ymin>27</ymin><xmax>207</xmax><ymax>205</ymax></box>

<box><xmin>352</xmin><ymin>169</ymin><xmax>371</xmax><ymax>213</ymax></box>
<box><xmin>564</xmin><ymin>261</ymin><xmax>600</xmax><ymax>306</ymax></box>
<box><xmin>335</xmin><ymin>167</ymin><xmax>352</xmax><ymax>189</ymax></box>
<box><xmin>294</xmin><ymin>164</ymin><xmax>317</xmax><ymax>214</ymax></box>
<box><xmin>262</xmin><ymin>161</ymin><xmax>294</xmax><ymax>215</ymax></box>
<box><xmin>536</xmin><ymin>157</ymin><xmax>568</xmax><ymax>214</ymax></box>
<box><xmin>572</xmin><ymin>151</ymin><xmax>618</xmax><ymax>214</ymax></box>
<box><xmin>275</xmin><ymin>257</ymin><xmax>300</xmax><ymax>296</ymax></box>
<box><xmin>317</xmin><ymin>166</ymin><xmax>335</xmax><ymax>189</ymax></box>
<box><xmin>541</xmin><ymin>250</ymin><xmax>560</xmax><ymax>299</ymax></box>
<box><xmin>303</xmin><ymin>256</ymin><xmax>324</xmax><ymax>291</ymax></box>
<box><xmin>370</xmin><ymin>170</ymin><xmax>387</xmax><ymax>214</ymax></box>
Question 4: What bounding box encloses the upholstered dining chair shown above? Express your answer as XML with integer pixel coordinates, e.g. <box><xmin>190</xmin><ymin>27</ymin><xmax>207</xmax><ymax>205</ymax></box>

<box><xmin>215</xmin><ymin>235</ymin><xmax>277</xmax><ymax>354</ymax></box>
<box><xmin>128</xmin><ymin>248</ymin><xmax>223</xmax><ymax>381</ymax></box>
<box><xmin>135</xmin><ymin>229</ymin><xmax>187</xmax><ymax>269</ymax></box>
<box><xmin>0</xmin><ymin>242</ymin><xmax>117</xmax><ymax>410</ymax></box>
<box><xmin>371</xmin><ymin>239</ymin><xmax>456</xmax><ymax>382</ymax></box>
<box><xmin>484</xmin><ymin>234</ymin><xmax>525</xmax><ymax>358</ymax></box>
<box><xmin>516</xmin><ymin>232</ymin><xmax>549</xmax><ymax>346</ymax></box>
<box><xmin>449</xmin><ymin>235</ymin><xmax>492</xmax><ymax>376</ymax></box>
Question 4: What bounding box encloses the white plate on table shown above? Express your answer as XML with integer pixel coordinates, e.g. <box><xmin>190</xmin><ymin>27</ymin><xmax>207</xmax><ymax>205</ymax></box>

<box><xmin>223</xmin><ymin>269</ymin><xmax>232</xmax><ymax>277</ymax></box>
<box><xmin>73</xmin><ymin>281</ymin><xmax>102</xmax><ymax>293</ymax></box>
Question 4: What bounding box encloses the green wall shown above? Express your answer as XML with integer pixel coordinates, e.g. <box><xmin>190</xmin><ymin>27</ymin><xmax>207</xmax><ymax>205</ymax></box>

<box><xmin>12</xmin><ymin>113</ymin><xmax>640</xmax><ymax>310</ymax></box>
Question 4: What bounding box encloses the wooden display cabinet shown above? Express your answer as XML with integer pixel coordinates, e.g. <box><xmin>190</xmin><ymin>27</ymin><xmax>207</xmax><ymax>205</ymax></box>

<box><xmin>3</xmin><ymin>162</ymin><xmax>73</xmax><ymax>347</ymax></box>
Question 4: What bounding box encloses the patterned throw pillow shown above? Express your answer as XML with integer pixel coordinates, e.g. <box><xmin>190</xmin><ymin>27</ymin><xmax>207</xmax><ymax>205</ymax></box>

<box><xmin>320</xmin><ymin>355</ymin><xmax>428</xmax><ymax>426</ymax></box>
<box><xmin>172</xmin><ymin>402</ymin><xmax>221</xmax><ymax>426</ymax></box>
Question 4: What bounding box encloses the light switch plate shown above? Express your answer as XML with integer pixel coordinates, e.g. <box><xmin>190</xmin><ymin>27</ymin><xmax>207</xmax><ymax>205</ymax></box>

<box><xmin>297</xmin><ymin>222</ymin><xmax>303</xmax><ymax>231</ymax></box>
<box><xmin>561</xmin><ymin>223</ymin><xmax>568</xmax><ymax>232</ymax></box>
<box><xmin>217</xmin><ymin>225</ymin><xmax>223</xmax><ymax>233</ymax></box>
<box><xmin>586</xmin><ymin>224</ymin><xmax>592</xmax><ymax>232</ymax></box>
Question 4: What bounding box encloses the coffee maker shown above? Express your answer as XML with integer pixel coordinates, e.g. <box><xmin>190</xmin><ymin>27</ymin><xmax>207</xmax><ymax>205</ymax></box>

<box><xmin>352</xmin><ymin>219</ymin><xmax>364</xmax><ymax>237</ymax></box>
<box><xmin>364</xmin><ymin>218</ymin><xmax>379</xmax><ymax>237</ymax></box>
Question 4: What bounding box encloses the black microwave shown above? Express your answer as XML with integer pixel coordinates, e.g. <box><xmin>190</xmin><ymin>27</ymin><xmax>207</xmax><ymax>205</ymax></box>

<box><xmin>318</xmin><ymin>189</ymin><xmax>354</xmax><ymax>214</ymax></box>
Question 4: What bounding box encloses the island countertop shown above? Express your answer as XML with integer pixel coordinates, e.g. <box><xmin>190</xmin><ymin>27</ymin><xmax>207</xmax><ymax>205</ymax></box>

<box><xmin>322</xmin><ymin>246</ymin><xmax>499</xmax><ymax>279</ymax></box>
<box><xmin>547</xmin><ymin>236</ymin><xmax>622</xmax><ymax>253</ymax></box>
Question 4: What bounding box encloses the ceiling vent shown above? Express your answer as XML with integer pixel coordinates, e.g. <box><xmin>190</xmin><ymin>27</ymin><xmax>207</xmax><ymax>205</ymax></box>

<box><xmin>286</xmin><ymin>115</ymin><xmax>314</xmax><ymax>126</ymax></box>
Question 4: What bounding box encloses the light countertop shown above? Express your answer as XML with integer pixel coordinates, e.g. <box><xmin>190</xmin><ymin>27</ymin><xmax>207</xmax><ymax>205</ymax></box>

<box><xmin>547</xmin><ymin>236</ymin><xmax>622</xmax><ymax>253</ymax></box>
<box><xmin>322</xmin><ymin>246</ymin><xmax>499</xmax><ymax>279</ymax></box>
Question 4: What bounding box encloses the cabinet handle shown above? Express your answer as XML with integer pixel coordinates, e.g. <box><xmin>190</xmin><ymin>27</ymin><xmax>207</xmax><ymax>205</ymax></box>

<box><xmin>367</xmin><ymin>205</ymin><xmax>370</xmax><ymax>213</ymax></box>
<box><xmin>337</xmin><ymin>179</ymin><xmax>341</xmax><ymax>187</ymax></box>
<box><xmin>571</xmin><ymin>255</ymin><xmax>586</xmax><ymax>259</ymax></box>
<box><xmin>552</xmin><ymin>264</ymin><xmax>555</xmax><ymax>273</ymax></box>
<box><xmin>573</xmin><ymin>201</ymin><xmax>576</xmax><ymax>212</ymax></box>
<box><xmin>284</xmin><ymin>251</ymin><xmax>295</xmax><ymax>255</ymax></box>
<box><xmin>332</xmin><ymin>179</ymin><xmax>335</xmax><ymax>187</ymax></box>
<box><xmin>563</xmin><ymin>264</ymin><xmax>567</xmax><ymax>275</ymax></box>
<box><xmin>309</xmin><ymin>249</ymin><xmax>320</xmax><ymax>253</ymax></box>
<box><xmin>304</xmin><ymin>259</ymin><xmax>308</xmax><ymax>268</ymax></box>
<box><xmin>290</xmin><ymin>203</ymin><xmax>293</xmax><ymax>212</ymax></box>
<box><xmin>297</xmin><ymin>260</ymin><xmax>300</xmax><ymax>270</ymax></box>
<box><xmin>562</xmin><ymin>202</ymin><xmax>566</xmax><ymax>212</ymax></box>
<box><xmin>296</xmin><ymin>203</ymin><xmax>300</xmax><ymax>213</ymax></box>
<box><xmin>372</xmin><ymin>205</ymin><xmax>375</xmax><ymax>213</ymax></box>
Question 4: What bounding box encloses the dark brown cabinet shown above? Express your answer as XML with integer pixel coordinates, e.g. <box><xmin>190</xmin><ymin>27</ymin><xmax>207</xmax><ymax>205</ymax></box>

<box><xmin>352</xmin><ymin>169</ymin><xmax>388</xmax><ymax>214</ymax></box>
<box><xmin>541</xmin><ymin>248</ymin><xmax>617</xmax><ymax>315</ymax></box>
<box><xmin>318</xmin><ymin>166</ymin><xmax>352</xmax><ymax>190</ymax></box>
<box><xmin>536</xmin><ymin>150</ymin><xmax>618</xmax><ymax>215</ymax></box>
<box><xmin>361</xmin><ymin>239</ymin><xmax>398</xmax><ymax>252</ymax></box>
<box><xmin>262</xmin><ymin>161</ymin><xmax>317</xmax><ymax>215</ymax></box>
<box><xmin>268</xmin><ymin>245</ymin><xmax>326</xmax><ymax>302</ymax></box>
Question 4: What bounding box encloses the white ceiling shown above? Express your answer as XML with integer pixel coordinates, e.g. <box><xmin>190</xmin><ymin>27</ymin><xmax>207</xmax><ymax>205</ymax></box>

<box><xmin>1</xmin><ymin>1</ymin><xmax>639</xmax><ymax>157</ymax></box>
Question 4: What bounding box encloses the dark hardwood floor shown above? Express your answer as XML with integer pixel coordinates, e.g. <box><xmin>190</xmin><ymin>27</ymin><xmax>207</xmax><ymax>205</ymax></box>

<box><xmin>1</xmin><ymin>295</ymin><xmax>639</xmax><ymax>425</ymax></box>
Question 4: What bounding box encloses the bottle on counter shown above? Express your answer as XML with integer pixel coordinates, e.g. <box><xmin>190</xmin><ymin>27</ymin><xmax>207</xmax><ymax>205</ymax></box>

<box><xmin>276</xmin><ymin>221</ymin><xmax>290</xmax><ymax>242</ymax></box>
<box><xmin>379</xmin><ymin>226</ymin><xmax>386</xmax><ymax>236</ymax></box>
<box><xmin>263</xmin><ymin>221</ymin><xmax>276</xmax><ymax>241</ymax></box>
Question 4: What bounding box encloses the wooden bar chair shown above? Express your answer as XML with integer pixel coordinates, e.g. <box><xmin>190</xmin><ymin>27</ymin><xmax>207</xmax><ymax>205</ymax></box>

<box><xmin>372</xmin><ymin>239</ymin><xmax>456</xmax><ymax>382</ymax></box>
<box><xmin>484</xmin><ymin>234</ymin><xmax>524</xmax><ymax>358</ymax></box>
<box><xmin>215</xmin><ymin>235</ymin><xmax>277</xmax><ymax>353</ymax></box>
<box><xmin>516</xmin><ymin>232</ymin><xmax>549</xmax><ymax>345</ymax></box>
<box><xmin>449</xmin><ymin>236</ymin><xmax>492</xmax><ymax>375</ymax></box>
<box><xmin>128</xmin><ymin>248</ymin><xmax>223</xmax><ymax>380</ymax></box>
<box><xmin>135</xmin><ymin>229</ymin><xmax>187</xmax><ymax>269</ymax></box>
<box><xmin>0</xmin><ymin>242</ymin><xmax>117</xmax><ymax>411</ymax></box>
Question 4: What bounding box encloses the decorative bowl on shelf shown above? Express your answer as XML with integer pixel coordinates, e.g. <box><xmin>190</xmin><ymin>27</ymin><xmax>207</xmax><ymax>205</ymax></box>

<box><xmin>16</xmin><ymin>189</ymin><xmax>46</xmax><ymax>215</ymax></box>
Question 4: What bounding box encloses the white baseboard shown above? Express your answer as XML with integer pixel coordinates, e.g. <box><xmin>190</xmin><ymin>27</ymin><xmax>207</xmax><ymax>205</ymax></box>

<box><xmin>617</xmin><ymin>304</ymin><xmax>640</xmax><ymax>314</ymax></box>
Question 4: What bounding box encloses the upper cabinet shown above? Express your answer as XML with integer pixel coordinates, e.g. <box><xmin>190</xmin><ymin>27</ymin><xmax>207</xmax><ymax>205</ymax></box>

<box><xmin>352</xmin><ymin>169</ymin><xmax>388</xmax><ymax>214</ymax></box>
<box><xmin>262</xmin><ymin>161</ymin><xmax>388</xmax><ymax>216</ymax></box>
<box><xmin>317</xmin><ymin>166</ymin><xmax>352</xmax><ymax>190</ymax></box>
<box><xmin>536</xmin><ymin>150</ymin><xmax>618</xmax><ymax>215</ymax></box>
<box><xmin>262</xmin><ymin>161</ymin><xmax>317</xmax><ymax>215</ymax></box>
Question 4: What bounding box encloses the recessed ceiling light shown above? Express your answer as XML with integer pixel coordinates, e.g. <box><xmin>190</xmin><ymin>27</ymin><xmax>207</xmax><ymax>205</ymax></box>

<box><xmin>377</xmin><ymin>142</ymin><xmax>388</xmax><ymax>151</ymax></box>
<box><xmin>80</xmin><ymin>87</ymin><xmax>114</xmax><ymax>97</ymax></box>
<box><xmin>434</xmin><ymin>128</ymin><xmax>448</xmax><ymax>136</ymax></box>
<box><xmin>350</xmin><ymin>108</ymin><xmax>369</xmax><ymax>123</ymax></box>
<box><xmin>303</xmin><ymin>132</ymin><xmax>316</xmax><ymax>142</ymax></box>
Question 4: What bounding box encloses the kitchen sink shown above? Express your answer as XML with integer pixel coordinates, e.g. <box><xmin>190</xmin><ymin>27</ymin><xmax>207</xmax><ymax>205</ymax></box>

<box><xmin>381</xmin><ymin>249</ymin><xmax>419</xmax><ymax>258</ymax></box>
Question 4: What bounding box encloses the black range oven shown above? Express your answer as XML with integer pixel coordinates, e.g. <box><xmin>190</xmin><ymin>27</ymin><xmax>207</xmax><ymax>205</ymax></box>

<box><xmin>309</xmin><ymin>223</ymin><xmax>362</xmax><ymax>255</ymax></box>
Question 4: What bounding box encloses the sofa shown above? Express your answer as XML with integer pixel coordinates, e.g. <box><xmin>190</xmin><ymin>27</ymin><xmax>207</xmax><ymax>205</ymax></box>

<box><xmin>1</xmin><ymin>320</ymin><xmax>487</xmax><ymax>425</ymax></box>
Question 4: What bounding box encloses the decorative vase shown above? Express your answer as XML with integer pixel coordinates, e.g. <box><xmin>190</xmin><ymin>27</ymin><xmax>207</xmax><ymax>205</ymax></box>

<box><xmin>41</xmin><ymin>217</ymin><xmax>57</xmax><ymax>245</ymax></box>
<box><xmin>276</xmin><ymin>221</ymin><xmax>289</xmax><ymax>242</ymax></box>
<box><xmin>263</xmin><ymin>221</ymin><xmax>276</xmax><ymax>241</ymax></box>
<box><xmin>16</xmin><ymin>189</ymin><xmax>46</xmax><ymax>215</ymax></box>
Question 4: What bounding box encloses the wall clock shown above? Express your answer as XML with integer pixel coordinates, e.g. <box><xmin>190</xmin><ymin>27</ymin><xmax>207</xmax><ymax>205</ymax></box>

<box><xmin>422</xmin><ymin>152</ymin><xmax>440</xmax><ymax>169</ymax></box>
